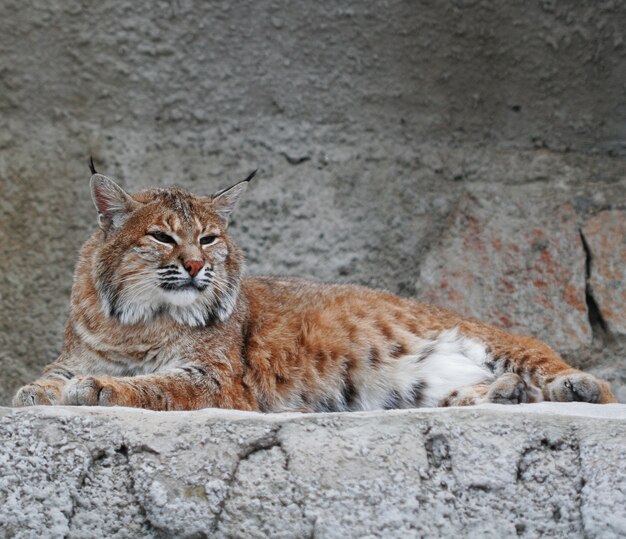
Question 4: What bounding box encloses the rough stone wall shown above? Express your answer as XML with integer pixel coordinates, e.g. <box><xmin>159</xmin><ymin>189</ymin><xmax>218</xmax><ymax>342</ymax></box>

<box><xmin>1</xmin><ymin>404</ymin><xmax>625</xmax><ymax>538</ymax></box>
<box><xmin>1</xmin><ymin>0</ymin><xmax>625</xmax><ymax>404</ymax></box>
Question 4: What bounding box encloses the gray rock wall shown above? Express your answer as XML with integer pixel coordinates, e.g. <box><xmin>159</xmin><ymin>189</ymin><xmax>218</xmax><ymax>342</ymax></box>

<box><xmin>1</xmin><ymin>0</ymin><xmax>625</xmax><ymax>151</ymax></box>
<box><xmin>1</xmin><ymin>0</ymin><xmax>625</xmax><ymax>404</ymax></box>
<box><xmin>1</xmin><ymin>404</ymin><xmax>625</xmax><ymax>538</ymax></box>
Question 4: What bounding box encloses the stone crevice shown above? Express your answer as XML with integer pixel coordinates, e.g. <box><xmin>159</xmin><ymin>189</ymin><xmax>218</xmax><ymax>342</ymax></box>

<box><xmin>64</xmin><ymin>439</ymin><xmax>166</xmax><ymax>539</ymax></box>
<box><xmin>513</xmin><ymin>435</ymin><xmax>587</xmax><ymax>537</ymax></box>
<box><xmin>579</xmin><ymin>229</ymin><xmax>609</xmax><ymax>342</ymax></box>
<box><xmin>64</xmin><ymin>447</ymin><xmax>110</xmax><ymax>537</ymax></box>
<box><xmin>209</xmin><ymin>423</ymin><xmax>314</xmax><ymax>537</ymax></box>
<box><xmin>571</xmin><ymin>434</ymin><xmax>588</xmax><ymax>539</ymax></box>
<box><xmin>210</xmin><ymin>424</ymin><xmax>285</xmax><ymax>534</ymax></box>
<box><xmin>424</xmin><ymin>433</ymin><xmax>452</xmax><ymax>471</ymax></box>
<box><xmin>120</xmin><ymin>441</ymin><xmax>169</xmax><ymax>538</ymax></box>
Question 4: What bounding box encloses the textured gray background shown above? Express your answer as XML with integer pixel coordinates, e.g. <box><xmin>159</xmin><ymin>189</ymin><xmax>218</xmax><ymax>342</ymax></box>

<box><xmin>1</xmin><ymin>0</ymin><xmax>625</xmax><ymax>405</ymax></box>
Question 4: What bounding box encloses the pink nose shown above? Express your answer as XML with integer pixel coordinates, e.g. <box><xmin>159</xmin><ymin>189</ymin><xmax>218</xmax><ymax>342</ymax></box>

<box><xmin>183</xmin><ymin>259</ymin><xmax>204</xmax><ymax>277</ymax></box>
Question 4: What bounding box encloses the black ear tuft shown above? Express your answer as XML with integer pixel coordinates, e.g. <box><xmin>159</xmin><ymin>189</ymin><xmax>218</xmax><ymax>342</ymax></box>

<box><xmin>213</xmin><ymin>169</ymin><xmax>258</xmax><ymax>198</ymax></box>
<box><xmin>88</xmin><ymin>156</ymin><xmax>98</xmax><ymax>175</ymax></box>
<box><xmin>243</xmin><ymin>169</ymin><xmax>258</xmax><ymax>183</ymax></box>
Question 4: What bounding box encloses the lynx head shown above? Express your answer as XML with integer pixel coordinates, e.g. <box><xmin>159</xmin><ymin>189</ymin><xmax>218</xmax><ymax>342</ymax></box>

<box><xmin>89</xmin><ymin>167</ymin><xmax>255</xmax><ymax>327</ymax></box>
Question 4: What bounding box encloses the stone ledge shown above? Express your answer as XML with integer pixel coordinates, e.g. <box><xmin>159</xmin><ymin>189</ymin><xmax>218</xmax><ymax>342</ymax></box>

<box><xmin>1</xmin><ymin>404</ymin><xmax>625</xmax><ymax>538</ymax></box>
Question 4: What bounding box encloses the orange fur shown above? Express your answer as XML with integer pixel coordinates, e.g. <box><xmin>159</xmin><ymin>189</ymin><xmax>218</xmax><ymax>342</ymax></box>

<box><xmin>13</xmin><ymin>171</ymin><xmax>617</xmax><ymax>410</ymax></box>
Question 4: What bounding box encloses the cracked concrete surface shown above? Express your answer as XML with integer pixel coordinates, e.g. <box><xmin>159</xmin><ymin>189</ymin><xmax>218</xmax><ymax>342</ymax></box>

<box><xmin>0</xmin><ymin>404</ymin><xmax>625</xmax><ymax>538</ymax></box>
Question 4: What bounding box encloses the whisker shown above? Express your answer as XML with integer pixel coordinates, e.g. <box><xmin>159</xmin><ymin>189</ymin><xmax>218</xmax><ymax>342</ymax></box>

<box><xmin>119</xmin><ymin>280</ymin><xmax>160</xmax><ymax>302</ymax></box>
<box><xmin>106</xmin><ymin>271</ymin><xmax>154</xmax><ymax>287</ymax></box>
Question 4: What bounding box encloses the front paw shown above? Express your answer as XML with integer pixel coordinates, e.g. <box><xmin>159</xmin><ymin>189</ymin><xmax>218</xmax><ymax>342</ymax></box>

<box><xmin>547</xmin><ymin>372</ymin><xmax>617</xmax><ymax>404</ymax></box>
<box><xmin>487</xmin><ymin>373</ymin><xmax>530</xmax><ymax>404</ymax></box>
<box><xmin>62</xmin><ymin>376</ymin><xmax>119</xmax><ymax>406</ymax></box>
<box><xmin>13</xmin><ymin>383</ymin><xmax>59</xmax><ymax>407</ymax></box>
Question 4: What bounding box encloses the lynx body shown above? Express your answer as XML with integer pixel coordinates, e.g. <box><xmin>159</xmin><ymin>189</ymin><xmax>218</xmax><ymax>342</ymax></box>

<box><xmin>13</xmin><ymin>170</ymin><xmax>617</xmax><ymax>411</ymax></box>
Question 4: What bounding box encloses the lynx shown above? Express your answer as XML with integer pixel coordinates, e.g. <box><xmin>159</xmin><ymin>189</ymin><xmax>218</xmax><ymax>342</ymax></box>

<box><xmin>13</xmin><ymin>164</ymin><xmax>617</xmax><ymax>411</ymax></box>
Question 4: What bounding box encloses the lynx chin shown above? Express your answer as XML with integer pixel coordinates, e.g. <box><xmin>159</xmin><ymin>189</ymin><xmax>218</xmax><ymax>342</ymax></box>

<box><xmin>13</xmin><ymin>163</ymin><xmax>617</xmax><ymax>411</ymax></box>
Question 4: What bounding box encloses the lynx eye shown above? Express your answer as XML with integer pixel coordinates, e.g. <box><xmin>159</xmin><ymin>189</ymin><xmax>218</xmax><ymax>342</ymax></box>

<box><xmin>149</xmin><ymin>231</ymin><xmax>177</xmax><ymax>244</ymax></box>
<box><xmin>200</xmin><ymin>235</ymin><xmax>218</xmax><ymax>246</ymax></box>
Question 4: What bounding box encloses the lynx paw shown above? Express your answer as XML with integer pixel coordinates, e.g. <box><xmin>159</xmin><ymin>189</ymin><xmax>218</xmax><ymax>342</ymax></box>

<box><xmin>487</xmin><ymin>373</ymin><xmax>529</xmax><ymax>404</ymax></box>
<box><xmin>13</xmin><ymin>383</ymin><xmax>58</xmax><ymax>407</ymax></box>
<box><xmin>547</xmin><ymin>372</ymin><xmax>616</xmax><ymax>404</ymax></box>
<box><xmin>62</xmin><ymin>376</ymin><xmax>119</xmax><ymax>406</ymax></box>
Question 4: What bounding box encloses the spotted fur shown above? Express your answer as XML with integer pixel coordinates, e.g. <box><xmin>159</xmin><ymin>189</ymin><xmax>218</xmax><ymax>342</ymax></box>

<box><xmin>12</xmin><ymin>171</ymin><xmax>617</xmax><ymax>410</ymax></box>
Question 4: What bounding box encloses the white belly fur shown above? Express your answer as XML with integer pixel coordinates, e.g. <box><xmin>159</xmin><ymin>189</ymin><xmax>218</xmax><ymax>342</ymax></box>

<box><xmin>413</xmin><ymin>328</ymin><xmax>494</xmax><ymax>406</ymax></box>
<box><xmin>357</xmin><ymin>328</ymin><xmax>495</xmax><ymax>410</ymax></box>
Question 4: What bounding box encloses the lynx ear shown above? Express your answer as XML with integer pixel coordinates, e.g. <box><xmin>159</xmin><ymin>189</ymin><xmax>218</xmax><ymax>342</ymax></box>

<box><xmin>211</xmin><ymin>169</ymin><xmax>256</xmax><ymax>223</ymax></box>
<box><xmin>90</xmin><ymin>174</ymin><xmax>138</xmax><ymax>231</ymax></box>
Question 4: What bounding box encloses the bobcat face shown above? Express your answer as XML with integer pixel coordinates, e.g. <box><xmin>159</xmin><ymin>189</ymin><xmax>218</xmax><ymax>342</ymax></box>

<box><xmin>89</xmin><ymin>171</ymin><xmax>255</xmax><ymax>326</ymax></box>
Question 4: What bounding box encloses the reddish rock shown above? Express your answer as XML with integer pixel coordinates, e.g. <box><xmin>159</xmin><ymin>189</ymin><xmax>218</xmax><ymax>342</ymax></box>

<box><xmin>583</xmin><ymin>211</ymin><xmax>626</xmax><ymax>336</ymax></box>
<box><xmin>416</xmin><ymin>193</ymin><xmax>591</xmax><ymax>353</ymax></box>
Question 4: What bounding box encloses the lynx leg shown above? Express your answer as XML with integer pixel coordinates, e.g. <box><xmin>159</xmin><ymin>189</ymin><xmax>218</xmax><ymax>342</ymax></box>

<box><xmin>61</xmin><ymin>365</ymin><xmax>258</xmax><ymax>411</ymax></box>
<box><xmin>439</xmin><ymin>373</ymin><xmax>534</xmax><ymax>407</ymax></box>
<box><xmin>456</xmin><ymin>322</ymin><xmax>618</xmax><ymax>404</ymax></box>
<box><xmin>546</xmin><ymin>370</ymin><xmax>617</xmax><ymax>404</ymax></box>
<box><xmin>487</xmin><ymin>373</ymin><xmax>532</xmax><ymax>404</ymax></box>
<box><xmin>13</xmin><ymin>366</ymin><xmax>75</xmax><ymax>407</ymax></box>
<box><xmin>439</xmin><ymin>382</ymin><xmax>490</xmax><ymax>407</ymax></box>
<box><xmin>13</xmin><ymin>379</ymin><xmax>66</xmax><ymax>406</ymax></box>
<box><xmin>446</xmin><ymin>368</ymin><xmax>617</xmax><ymax>405</ymax></box>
